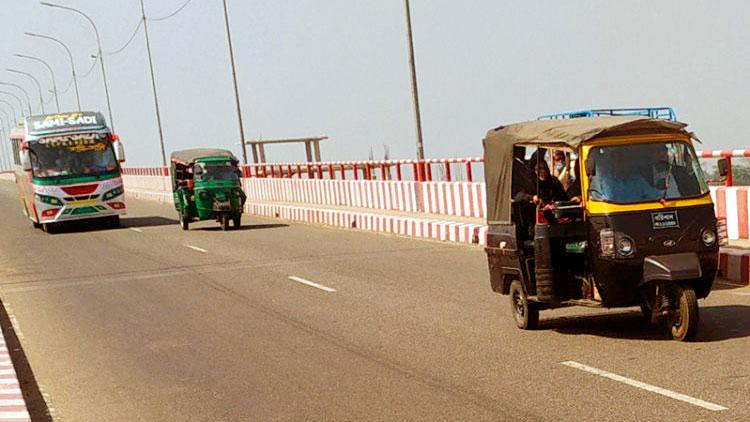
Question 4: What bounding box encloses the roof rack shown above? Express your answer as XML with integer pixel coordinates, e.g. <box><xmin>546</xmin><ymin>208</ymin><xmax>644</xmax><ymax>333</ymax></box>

<box><xmin>538</xmin><ymin>107</ymin><xmax>676</xmax><ymax>121</ymax></box>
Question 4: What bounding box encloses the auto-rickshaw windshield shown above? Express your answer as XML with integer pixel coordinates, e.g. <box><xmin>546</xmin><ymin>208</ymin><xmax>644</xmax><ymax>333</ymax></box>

<box><xmin>586</xmin><ymin>141</ymin><xmax>709</xmax><ymax>204</ymax></box>
<box><xmin>197</xmin><ymin>163</ymin><xmax>240</xmax><ymax>182</ymax></box>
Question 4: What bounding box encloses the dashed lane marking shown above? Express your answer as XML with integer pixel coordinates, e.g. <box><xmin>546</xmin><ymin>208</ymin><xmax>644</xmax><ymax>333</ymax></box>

<box><xmin>561</xmin><ymin>361</ymin><xmax>727</xmax><ymax>411</ymax></box>
<box><xmin>183</xmin><ymin>244</ymin><xmax>208</xmax><ymax>253</ymax></box>
<box><xmin>129</xmin><ymin>228</ymin><xmax>143</xmax><ymax>233</ymax></box>
<box><xmin>287</xmin><ymin>276</ymin><xmax>336</xmax><ymax>293</ymax></box>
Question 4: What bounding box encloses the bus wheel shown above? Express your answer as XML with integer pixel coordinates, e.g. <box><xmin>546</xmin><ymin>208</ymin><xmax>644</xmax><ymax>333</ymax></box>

<box><xmin>32</xmin><ymin>220</ymin><xmax>41</xmax><ymax>229</ymax></box>
<box><xmin>110</xmin><ymin>216</ymin><xmax>121</xmax><ymax>228</ymax></box>
<box><xmin>668</xmin><ymin>286</ymin><xmax>699</xmax><ymax>341</ymax></box>
<box><xmin>232</xmin><ymin>214</ymin><xmax>241</xmax><ymax>229</ymax></box>
<box><xmin>42</xmin><ymin>223</ymin><xmax>54</xmax><ymax>234</ymax></box>
<box><xmin>179</xmin><ymin>213</ymin><xmax>189</xmax><ymax>231</ymax></box>
<box><xmin>220</xmin><ymin>214</ymin><xmax>230</xmax><ymax>231</ymax></box>
<box><xmin>509</xmin><ymin>280</ymin><xmax>539</xmax><ymax>330</ymax></box>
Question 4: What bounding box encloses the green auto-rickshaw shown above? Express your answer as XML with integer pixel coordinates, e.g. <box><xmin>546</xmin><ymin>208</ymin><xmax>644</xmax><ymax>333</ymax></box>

<box><xmin>170</xmin><ymin>148</ymin><xmax>246</xmax><ymax>231</ymax></box>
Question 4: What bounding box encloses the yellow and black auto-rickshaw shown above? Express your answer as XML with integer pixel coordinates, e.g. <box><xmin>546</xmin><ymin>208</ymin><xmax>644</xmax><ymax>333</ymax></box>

<box><xmin>483</xmin><ymin>109</ymin><xmax>727</xmax><ymax>341</ymax></box>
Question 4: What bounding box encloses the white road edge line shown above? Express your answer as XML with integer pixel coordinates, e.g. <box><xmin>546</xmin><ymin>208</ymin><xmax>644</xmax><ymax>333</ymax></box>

<box><xmin>731</xmin><ymin>292</ymin><xmax>750</xmax><ymax>296</ymax></box>
<box><xmin>561</xmin><ymin>361</ymin><xmax>727</xmax><ymax>411</ymax></box>
<box><xmin>129</xmin><ymin>227</ymin><xmax>143</xmax><ymax>233</ymax></box>
<box><xmin>287</xmin><ymin>276</ymin><xmax>336</xmax><ymax>293</ymax></box>
<box><xmin>183</xmin><ymin>244</ymin><xmax>208</xmax><ymax>253</ymax></box>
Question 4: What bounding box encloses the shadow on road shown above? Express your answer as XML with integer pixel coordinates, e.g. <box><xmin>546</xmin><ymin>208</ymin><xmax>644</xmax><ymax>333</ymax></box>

<box><xmin>120</xmin><ymin>216</ymin><xmax>178</xmax><ymax>228</ymax></box>
<box><xmin>194</xmin><ymin>223</ymin><xmax>289</xmax><ymax>232</ymax></box>
<box><xmin>544</xmin><ymin>304</ymin><xmax>750</xmax><ymax>342</ymax></box>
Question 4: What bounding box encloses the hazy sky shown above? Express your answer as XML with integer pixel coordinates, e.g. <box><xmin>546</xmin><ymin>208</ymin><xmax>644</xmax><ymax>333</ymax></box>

<box><xmin>1</xmin><ymin>0</ymin><xmax>748</xmax><ymax>165</ymax></box>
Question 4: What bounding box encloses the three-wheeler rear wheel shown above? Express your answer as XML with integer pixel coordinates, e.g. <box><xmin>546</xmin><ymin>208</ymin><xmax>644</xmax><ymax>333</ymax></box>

<box><xmin>509</xmin><ymin>280</ymin><xmax>539</xmax><ymax>330</ymax></box>
<box><xmin>179</xmin><ymin>213</ymin><xmax>189</xmax><ymax>230</ymax></box>
<box><xmin>668</xmin><ymin>285</ymin><xmax>699</xmax><ymax>341</ymax></box>
<box><xmin>220</xmin><ymin>214</ymin><xmax>230</xmax><ymax>231</ymax></box>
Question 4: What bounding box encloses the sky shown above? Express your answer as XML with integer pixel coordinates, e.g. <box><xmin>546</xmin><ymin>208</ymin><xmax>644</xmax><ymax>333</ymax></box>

<box><xmin>0</xmin><ymin>0</ymin><xmax>748</xmax><ymax>165</ymax></box>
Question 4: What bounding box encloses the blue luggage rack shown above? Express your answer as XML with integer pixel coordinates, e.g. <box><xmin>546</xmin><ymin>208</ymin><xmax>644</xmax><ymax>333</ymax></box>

<box><xmin>538</xmin><ymin>107</ymin><xmax>676</xmax><ymax>121</ymax></box>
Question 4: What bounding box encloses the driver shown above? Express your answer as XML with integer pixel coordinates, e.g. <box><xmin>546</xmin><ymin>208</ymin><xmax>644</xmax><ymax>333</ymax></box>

<box><xmin>595</xmin><ymin>149</ymin><xmax>660</xmax><ymax>202</ymax></box>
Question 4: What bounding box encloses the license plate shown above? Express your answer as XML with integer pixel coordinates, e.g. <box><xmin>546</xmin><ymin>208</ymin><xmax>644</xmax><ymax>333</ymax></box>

<box><xmin>651</xmin><ymin>211</ymin><xmax>679</xmax><ymax>229</ymax></box>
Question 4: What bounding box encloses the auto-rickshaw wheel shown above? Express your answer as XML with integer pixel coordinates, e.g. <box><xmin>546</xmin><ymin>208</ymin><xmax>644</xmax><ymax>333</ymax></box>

<box><xmin>179</xmin><ymin>213</ymin><xmax>189</xmax><ymax>231</ymax></box>
<box><xmin>509</xmin><ymin>280</ymin><xmax>538</xmax><ymax>330</ymax></box>
<box><xmin>640</xmin><ymin>303</ymin><xmax>653</xmax><ymax>322</ymax></box>
<box><xmin>668</xmin><ymin>286</ymin><xmax>699</xmax><ymax>341</ymax></box>
<box><xmin>220</xmin><ymin>214</ymin><xmax>230</xmax><ymax>231</ymax></box>
<box><xmin>232</xmin><ymin>214</ymin><xmax>241</xmax><ymax>229</ymax></box>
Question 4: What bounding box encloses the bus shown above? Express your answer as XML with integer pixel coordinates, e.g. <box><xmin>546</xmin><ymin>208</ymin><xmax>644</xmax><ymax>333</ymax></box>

<box><xmin>9</xmin><ymin>111</ymin><xmax>126</xmax><ymax>232</ymax></box>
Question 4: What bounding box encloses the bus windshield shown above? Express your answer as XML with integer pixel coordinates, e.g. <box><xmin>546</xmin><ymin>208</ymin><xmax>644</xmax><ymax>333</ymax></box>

<box><xmin>29</xmin><ymin>134</ymin><xmax>119</xmax><ymax>179</ymax></box>
<box><xmin>586</xmin><ymin>141</ymin><xmax>709</xmax><ymax>204</ymax></box>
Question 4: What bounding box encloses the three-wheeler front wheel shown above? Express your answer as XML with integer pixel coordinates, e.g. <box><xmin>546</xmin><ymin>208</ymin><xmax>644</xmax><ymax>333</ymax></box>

<box><xmin>668</xmin><ymin>286</ymin><xmax>699</xmax><ymax>341</ymax></box>
<box><xmin>179</xmin><ymin>213</ymin><xmax>189</xmax><ymax>231</ymax></box>
<box><xmin>509</xmin><ymin>280</ymin><xmax>538</xmax><ymax>330</ymax></box>
<box><xmin>220</xmin><ymin>214</ymin><xmax>230</xmax><ymax>231</ymax></box>
<box><xmin>233</xmin><ymin>213</ymin><xmax>241</xmax><ymax>229</ymax></box>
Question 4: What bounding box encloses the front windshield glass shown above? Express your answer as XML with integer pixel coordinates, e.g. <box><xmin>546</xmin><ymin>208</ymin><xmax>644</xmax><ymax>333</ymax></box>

<box><xmin>198</xmin><ymin>163</ymin><xmax>239</xmax><ymax>182</ymax></box>
<box><xmin>29</xmin><ymin>133</ymin><xmax>118</xmax><ymax>179</ymax></box>
<box><xmin>586</xmin><ymin>141</ymin><xmax>709</xmax><ymax>204</ymax></box>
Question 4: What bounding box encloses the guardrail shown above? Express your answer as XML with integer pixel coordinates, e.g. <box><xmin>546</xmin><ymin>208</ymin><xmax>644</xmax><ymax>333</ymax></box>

<box><xmin>121</xmin><ymin>148</ymin><xmax>747</xmax><ymax>186</ymax></box>
<box><xmin>241</xmin><ymin>157</ymin><xmax>485</xmax><ymax>182</ymax></box>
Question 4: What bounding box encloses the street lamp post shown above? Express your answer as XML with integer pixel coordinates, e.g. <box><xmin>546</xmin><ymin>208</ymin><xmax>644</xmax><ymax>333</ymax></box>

<box><xmin>403</xmin><ymin>0</ymin><xmax>425</xmax><ymax>161</ymax></box>
<box><xmin>25</xmin><ymin>32</ymin><xmax>81</xmax><ymax>111</ymax></box>
<box><xmin>0</xmin><ymin>100</ymin><xmax>19</xmax><ymax>126</ymax></box>
<box><xmin>0</xmin><ymin>93</ymin><xmax>24</xmax><ymax>120</ymax></box>
<box><xmin>15</xmin><ymin>54</ymin><xmax>59</xmax><ymax>112</ymax></box>
<box><xmin>138</xmin><ymin>0</ymin><xmax>168</xmax><ymax>169</ymax></box>
<box><xmin>0</xmin><ymin>83</ymin><xmax>33</xmax><ymax>116</ymax></box>
<box><xmin>7</xmin><ymin>69</ymin><xmax>45</xmax><ymax>114</ymax></box>
<box><xmin>221</xmin><ymin>0</ymin><xmax>249</xmax><ymax>165</ymax></box>
<box><xmin>40</xmin><ymin>2</ymin><xmax>114</xmax><ymax>128</ymax></box>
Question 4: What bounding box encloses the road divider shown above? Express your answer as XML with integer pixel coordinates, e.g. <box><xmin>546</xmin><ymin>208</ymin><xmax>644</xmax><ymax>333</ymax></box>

<box><xmin>561</xmin><ymin>361</ymin><xmax>727</xmax><ymax>411</ymax></box>
<box><xmin>287</xmin><ymin>276</ymin><xmax>336</xmax><ymax>292</ymax></box>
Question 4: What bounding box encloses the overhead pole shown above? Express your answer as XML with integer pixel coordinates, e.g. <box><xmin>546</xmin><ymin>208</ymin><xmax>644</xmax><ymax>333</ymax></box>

<box><xmin>25</xmin><ymin>32</ymin><xmax>82</xmax><ymax>111</ymax></box>
<box><xmin>0</xmin><ymin>93</ymin><xmax>24</xmax><ymax>120</ymax></box>
<box><xmin>138</xmin><ymin>0</ymin><xmax>168</xmax><ymax>169</ymax></box>
<box><xmin>403</xmin><ymin>0</ymin><xmax>425</xmax><ymax>161</ymax></box>
<box><xmin>221</xmin><ymin>0</ymin><xmax>249</xmax><ymax>165</ymax></box>
<box><xmin>0</xmin><ymin>82</ymin><xmax>33</xmax><ymax>116</ymax></box>
<box><xmin>15</xmin><ymin>54</ymin><xmax>60</xmax><ymax>112</ymax></box>
<box><xmin>40</xmin><ymin>2</ymin><xmax>115</xmax><ymax>129</ymax></box>
<box><xmin>7</xmin><ymin>69</ymin><xmax>45</xmax><ymax>114</ymax></box>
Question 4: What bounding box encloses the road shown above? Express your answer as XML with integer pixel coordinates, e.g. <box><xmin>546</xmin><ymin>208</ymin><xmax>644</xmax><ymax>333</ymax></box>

<box><xmin>0</xmin><ymin>179</ymin><xmax>749</xmax><ymax>421</ymax></box>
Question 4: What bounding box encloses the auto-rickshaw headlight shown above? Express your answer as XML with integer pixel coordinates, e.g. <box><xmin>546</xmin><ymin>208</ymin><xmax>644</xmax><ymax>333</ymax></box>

<box><xmin>701</xmin><ymin>229</ymin><xmax>716</xmax><ymax>246</ymax></box>
<box><xmin>600</xmin><ymin>229</ymin><xmax>615</xmax><ymax>257</ymax></box>
<box><xmin>617</xmin><ymin>237</ymin><xmax>634</xmax><ymax>256</ymax></box>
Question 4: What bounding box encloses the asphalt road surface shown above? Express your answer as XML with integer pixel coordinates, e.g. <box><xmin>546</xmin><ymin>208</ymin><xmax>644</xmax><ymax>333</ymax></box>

<box><xmin>0</xmin><ymin>180</ymin><xmax>749</xmax><ymax>421</ymax></box>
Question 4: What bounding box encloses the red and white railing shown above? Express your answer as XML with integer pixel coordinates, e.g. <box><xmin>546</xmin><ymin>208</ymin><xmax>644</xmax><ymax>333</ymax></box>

<box><xmin>695</xmin><ymin>149</ymin><xmax>750</xmax><ymax>187</ymax></box>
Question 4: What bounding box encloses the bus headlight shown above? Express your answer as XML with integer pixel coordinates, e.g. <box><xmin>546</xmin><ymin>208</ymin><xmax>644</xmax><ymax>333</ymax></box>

<box><xmin>102</xmin><ymin>185</ymin><xmax>124</xmax><ymax>200</ymax></box>
<box><xmin>35</xmin><ymin>194</ymin><xmax>63</xmax><ymax>206</ymax></box>
<box><xmin>701</xmin><ymin>229</ymin><xmax>716</xmax><ymax>246</ymax></box>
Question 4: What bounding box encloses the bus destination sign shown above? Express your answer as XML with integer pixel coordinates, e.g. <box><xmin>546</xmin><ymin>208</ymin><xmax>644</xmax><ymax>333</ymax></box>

<box><xmin>27</xmin><ymin>112</ymin><xmax>107</xmax><ymax>134</ymax></box>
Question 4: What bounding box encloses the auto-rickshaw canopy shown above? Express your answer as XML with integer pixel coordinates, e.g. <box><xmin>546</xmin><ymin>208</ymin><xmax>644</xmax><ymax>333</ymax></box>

<box><xmin>483</xmin><ymin>116</ymin><xmax>692</xmax><ymax>224</ymax></box>
<box><xmin>170</xmin><ymin>148</ymin><xmax>239</xmax><ymax>166</ymax></box>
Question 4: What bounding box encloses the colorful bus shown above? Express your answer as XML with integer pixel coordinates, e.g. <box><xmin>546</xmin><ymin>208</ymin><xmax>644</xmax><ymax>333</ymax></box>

<box><xmin>9</xmin><ymin>112</ymin><xmax>126</xmax><ymax>232</ymax></box>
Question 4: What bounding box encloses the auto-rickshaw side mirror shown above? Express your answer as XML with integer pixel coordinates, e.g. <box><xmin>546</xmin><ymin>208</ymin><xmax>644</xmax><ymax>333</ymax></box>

<box><xmin>717</xmin><ymin>158</ymin><xmax>728</xmax><ymax>177</ymax></box>
<box><xmin>193</xmin><ymin>164</ymin><xmax>204</xmax><ymax>178</ymax></box>
<box><xmin>113</xmin><ymin>139</ymin><xmax>126</xmax><ymax>163</ymax></box>
<box><xmin>20</xmin><ymin>149</ymin><xmax>31</xmax><ymax>172</ymax></box>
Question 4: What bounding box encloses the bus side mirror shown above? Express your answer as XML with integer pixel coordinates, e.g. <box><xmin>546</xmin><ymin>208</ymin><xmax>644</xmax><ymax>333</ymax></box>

<box><xmin>113</xmin><ymin>140</ymin><xmax>126</xmax><ymax>163</ymax></box>
<box><xmin>20</xmin><ymin>150</ymin><xmax>31</xmax><ymax>172</ymax></box>
<box><xmin>717</xmin><ymin>158</ymin><xmax>728</xmax><ymax>177</ymax></box>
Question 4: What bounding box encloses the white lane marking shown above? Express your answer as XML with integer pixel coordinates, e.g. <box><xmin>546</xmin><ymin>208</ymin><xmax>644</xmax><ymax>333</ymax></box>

<box><xmin>731</xmin><ymin>292</ymin><xmax>750</xmax><ymax>296</ymax></box>
<box><xmin>561</xmin><ymin>361</ymin><xmax>727</xmax><ymax>411</ymax></box>
<box><xmin>129</xmin><ymin>227</ymin><xmax>143</xmax><ymax>233</ymax></box>
<box><xmin>287</xmin><ymin>276</ymin><xmax>336</xmax><ymax>293</ymax></box>
<box><xmin>183</xmin><ymin>244</ymin><xmax>208</xmax><ymax>253</ymax></box>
